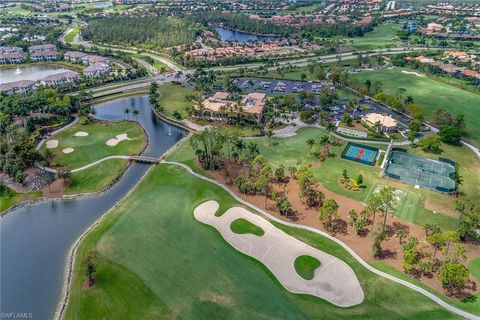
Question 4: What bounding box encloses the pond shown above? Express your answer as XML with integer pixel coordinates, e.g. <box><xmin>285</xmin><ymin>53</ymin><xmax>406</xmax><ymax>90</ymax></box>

<box><xmin>0</xmin><ymin>64</ymin><xmax>74</xmax><ymax>84</ymax></box>
<box><xmin>0</xmin><ymin>96</ymin><xmax>186</xmax><ymax>320</ymax></box>
<box><xmin>215</xmin><ymin>27</ymin><xmax>282</xmax><ymax>43</ymax></box>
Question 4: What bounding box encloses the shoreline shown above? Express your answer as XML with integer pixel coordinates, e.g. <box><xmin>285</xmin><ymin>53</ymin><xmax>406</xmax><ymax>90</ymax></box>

<box><xmin>54</xmin><ymin>133</ymin><xmax>189</xmax><ymax>320</ymax></box>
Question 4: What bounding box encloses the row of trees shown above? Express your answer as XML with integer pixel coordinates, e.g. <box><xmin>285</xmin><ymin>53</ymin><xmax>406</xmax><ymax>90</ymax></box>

<box><xmin>0</xmin><ymin>89</ymin><xmax>88</xmax><ymax>182</ymax></box>
<box><xmin>83</xmin><ymin>16</ymin><xmax>199</xmax><ymax>50</ymax></box>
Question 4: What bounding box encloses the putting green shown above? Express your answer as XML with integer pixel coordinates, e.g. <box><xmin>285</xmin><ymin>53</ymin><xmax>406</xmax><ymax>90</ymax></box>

<box><xmin>294</xmin><ymin>255</ymin><xmax>321</xmax><ymax>280</ymax></box>
<box><xmin>65</xmin><ymin>164</ymin><xmax>464</xmax><ymax>319</ymax></box>
<box><xmin>43</xmin><ymin>119</ymin><xmax>146</xmax><ymax>169</ymax></box>
<box><xmin>230</xmin><ymin>218</ymin><xmax>265</xmax><ymax>236</ymax></box>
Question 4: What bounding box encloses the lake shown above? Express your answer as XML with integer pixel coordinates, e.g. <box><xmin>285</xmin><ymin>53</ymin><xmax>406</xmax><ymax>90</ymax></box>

<box><xmin>215</xmin><ymin>27</ymin><xmax>282</xmax><ymax>43</ymax></box>
<box><xmin>0</xmin><ymin>96</ymin><xmax>186</xmax><ymax>320</ymax></box>
<box><xmin>0</xmin><ymin>64</ymin><xmax>73</xmax><ymax>84</ymax></box>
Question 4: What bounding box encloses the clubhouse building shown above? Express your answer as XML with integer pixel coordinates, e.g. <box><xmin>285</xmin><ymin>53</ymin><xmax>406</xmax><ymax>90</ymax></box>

<box><xmin>198</xmin><ymin>91</ymin><xmax>266</xmax><ymax>123</ymax></box>
<box><xmin>362</xmin><ymin>113</ymin><xmax>397</xmax><ymax>133</ymax></box>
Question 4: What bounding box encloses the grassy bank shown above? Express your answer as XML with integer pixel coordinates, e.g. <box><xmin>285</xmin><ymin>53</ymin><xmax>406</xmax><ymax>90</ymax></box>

<box><xmin>65</xmin><ymin>163</ymin><xmax>463</xmax><ymax>319</ymax></box>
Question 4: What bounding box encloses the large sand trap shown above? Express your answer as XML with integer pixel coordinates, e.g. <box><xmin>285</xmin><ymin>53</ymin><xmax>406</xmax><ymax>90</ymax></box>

<box><xmin>46</xmin><ymin>140</ymin><xmax>59</xmax><ymax>149</ymax></box>
<box><xmin>106</xmin><ymin>133</ymin><xmax>131</xmax><ymax>146</ymax></box>
<box><xmin>62</xmin><ymin>148</ymin><xmax>74</xmax><ymax>154</ymax></box>
<box><xmin>401</xmin><ymin>70</ymin><xmax>425</xmax><ymax>77</ymax></box>
<box><xmin>74</xmin><ymin>131</ymin><xmax>89</xmax><ymax>137</ymax></box>
<box><xmin>194</xmin><ymin>200</ymin><xmax>364</xmax><ymax>307</ymax></box>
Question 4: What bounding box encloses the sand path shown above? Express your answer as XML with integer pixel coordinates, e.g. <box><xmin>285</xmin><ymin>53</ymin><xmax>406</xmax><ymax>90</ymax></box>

<box><xmin>194</xmin><ymin>200</ymin><xmax>364</xmax><ymax>307</ymax></box>
<box><xmin>401</xmin><ymin>70</ymin><xmax>425</xmax><ymax>77</ymax></box>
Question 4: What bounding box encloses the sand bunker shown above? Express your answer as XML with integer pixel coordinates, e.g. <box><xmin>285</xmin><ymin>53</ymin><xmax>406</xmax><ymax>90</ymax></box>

<box><xmin>62</xmin><ymin>148</ymin><xmax>74</xmax><ymax>154</ymax></box>
<box><xmin>194</xmin><ymin>201</ymin><xmax>364</xmax><ymax>307</ymax></box>
<box><xmin>74</xmin><ymin>131</ymin><xmax>89</xmax><ymax>137</ymax></box>
<box><xmin>401</xmin><ymin>70</ymin><xmax>425</xmax><ymax>77</ymax></box>
<box><xmin>46</xmin><ymin>140</ymin><xmax>59</xmax><ymax>149</ymax></box>
<box><xmin>106</xmin><ymin>133</ymin><xmax>131</xmax><ymax>146</ymax></box>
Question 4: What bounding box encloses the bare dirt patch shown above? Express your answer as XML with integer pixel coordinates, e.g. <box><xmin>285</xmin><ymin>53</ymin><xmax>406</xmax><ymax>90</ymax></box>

<box><xmin>203</xmin><ymin>161</ymin><xmax>479</xmax><ymax>298</ymax></box>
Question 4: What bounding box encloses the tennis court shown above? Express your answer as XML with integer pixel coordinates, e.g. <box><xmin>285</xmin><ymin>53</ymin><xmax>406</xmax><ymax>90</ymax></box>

<box><xmin>385</xmin><ymin>150</ymin><xmax>457</xmax><ymax>193</ymax></box>
<box><xmin>341</xmin><ymin>142</ymin><xmax>379</xmax><ymax>166</ymax></box>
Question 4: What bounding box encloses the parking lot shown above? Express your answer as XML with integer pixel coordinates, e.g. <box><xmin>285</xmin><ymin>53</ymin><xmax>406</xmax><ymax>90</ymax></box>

<box><xmin>232</xmin><ymin>77</ymin><xmax>409</xmax><ymax>129</ymax></box>
<box><xmin>233</xmin><ymin>77</ymin><xmax>326</xmax><ymax>95</ymax></box>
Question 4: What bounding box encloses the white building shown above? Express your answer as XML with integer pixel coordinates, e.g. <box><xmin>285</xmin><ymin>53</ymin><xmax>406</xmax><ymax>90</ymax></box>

<box><xmin>30</xmin><ymin>51</ymin><xmax>59</xmax><ymax>62</ymax></box>
<box><xmin>41</xmin><ymin>71</ymin><xmax>80</xmax><ymax>86</ymax></box>
<box><xmin>63</xmin><ymin>51</ymin><xmax>88</xmax><ymax>63</ymax></box>
<box><xmin>0</xmin><ymin>53</ymin><xmax>25</xmax><ymax>64</ymax></box>
<box><xmin>83</xmin><ymin>62</ymin><xmax>111</xmax><ymax>78</ymax></box>
<box><xmin>29</xmin><ymin>44</ymin><xmax>57</xmax><ymax>53</ymax></box>
<box><xmin>0</xmin><ymin>80</ymin><xmax>36</xmax><ymax>94</ymax></box>
<box><xmin>81</xmin><ymin>54</ymin><xmax>109</xmax><ymax>65</ymax></box>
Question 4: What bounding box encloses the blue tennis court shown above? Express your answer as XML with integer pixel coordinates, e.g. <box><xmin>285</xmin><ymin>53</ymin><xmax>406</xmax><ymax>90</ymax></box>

<box><xmin>341</xmin><ymin>143</ymin><xmax>379</xmax><ymax>166</ymax></box>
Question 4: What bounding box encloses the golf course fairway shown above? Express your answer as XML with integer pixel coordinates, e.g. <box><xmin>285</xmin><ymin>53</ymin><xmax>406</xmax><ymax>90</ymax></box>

<box><xmin>64</xmin><ymin>164</ymin><xmax>462</xmax><ymax>319</ymax></box>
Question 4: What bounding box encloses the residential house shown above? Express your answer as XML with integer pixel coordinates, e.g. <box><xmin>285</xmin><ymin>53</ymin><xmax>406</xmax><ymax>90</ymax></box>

<box><xmin>0</xmin><ymin>80</ymin><xmax>36</xmax><ymax>94</ymax></box>
<box><xmin>63</xmin><ymin>51</ymin><xmax>88</xmax><ymax>63</ymax></box>
<box><xmin>41</xmin><ymin>71</ymin><xmax>80</xmax><ymax>86</ymax></box>
<box><xmin>30</xmin><ymin>50</ymin><xmax>59</xmax><ymax>62</ymax></box>
<box><xmin>81</xmin><ymin>54</ymin><xmax>109</xmax><ymax>65</ymax></box>
<box><xmin>83</xmin><ymin>62</ymin><xmax>111</xmax><ymax>78</ymax></box>
<box><xmin>29</xmin><ymin>44</ymin><xmax>57</xmax><ymax>53</ymax></box>
<box><xmin>0</xmin><ymin>46</ymin><xmax>23</xmax><ymax>54</ymax></box>
<box><xmin>0</xmin><ymin>52</ymin><xmax>25</xmax><ymax>64</ymax></box>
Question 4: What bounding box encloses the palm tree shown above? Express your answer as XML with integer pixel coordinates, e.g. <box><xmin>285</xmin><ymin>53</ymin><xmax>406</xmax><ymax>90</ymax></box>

<box><xmin>325</xmin><ymin>122</ymin><xmax>336</xmax><ymax>137</ymax></box>
<box><xmin>247</xmin><ymin>141</ymin><xmax>260</xmax><ymax>159</ymax></box>
<box><xmin>235</xmin><ymin>139</ymin><xmax>246</xmax><ymax>155</ymax></box>
<box><xmin>306</xmin><ymin>139</ymin><xmax>316</xmax><ymax>152</ymax></box>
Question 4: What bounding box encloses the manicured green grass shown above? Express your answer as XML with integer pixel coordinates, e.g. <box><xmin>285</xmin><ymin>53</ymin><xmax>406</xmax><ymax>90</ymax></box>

<box><xmin>158</xmin><ymin>83</ymin><xmax>193</xmax><ymax>118</ymax></box>
<box><xmin>294</xmin><ymin>255</ymin><xmax>321</xmax><ymax>280</ymax></box>
<box><xmin>0</xmin><ymin>189</ymin><xmax>42</xmax><ymax>213</ymax></box>
<box><xmin>351</xmin><ymin>67</ymin><xmax>480</xmax><ymax>147</ymax></box>
<box><xmin>370</xmin><ymin>260</ymin><xmax>479</xmax><ymax>315</ymax></box>
<box><xmin>347</xmin><ymin>22</ymin><xmax>401</xmax><ymax>49</ymax></box>
<box><xmin>65</xmin><ymin>164</ymin><xmax>464</xmax><ymax>319</ymax></box>
<box><xmin>65</xmin><ymin>159</ymin><xmax>128</xmax><ymax>195</ymax></box>
<box><xmin>469</xmin><ymin>258</ymin><xmax>480</xmax><ymax>282</ymax></box>
<box><xmin>43</xmin><ymin>119</ymin><xmax>145</xmax><ymax>170</ymax></box>
<box><xmin>65</xmin><ymin>27</ymin><xmax>80</xmax><ymax>43</ymax></box>
<box><xmin>230</xmin><ymin>218</ymin><xmax>265</xmax><ymax>236</ymax></box>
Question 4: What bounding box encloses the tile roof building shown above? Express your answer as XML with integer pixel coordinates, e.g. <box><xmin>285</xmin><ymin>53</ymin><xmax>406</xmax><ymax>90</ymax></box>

<box><xmin>0</xmin><ymin>80</ymin><xmax>36</xmax><ymax>94</ymax></box>
<box><xmin>0</xmin><ymin>52</ymin><xmax>25</xmax><ymax>64</ymax></box>
<box><xmin>83</xmin><ymin>62</ymin><xmax>111</xmax><ymax>77</ymax></box>
<box><xmin>30</xmin><ymin>51</ymin><xmax>59</xmax><ymax>62</ymax></box>
<box><xmin>29</xmin><ymin>44</ymin><xmax>57</xmax><ymax>53</ymax></box>
<box><xmin>362</xmin><ymin>113</ymin><xmax>397</xmax><ymax>133</ymax></box>
<box><xmin>41</xmin><ymin>71</ymin><xmax>80</xmax><ymax>86</ymax></box>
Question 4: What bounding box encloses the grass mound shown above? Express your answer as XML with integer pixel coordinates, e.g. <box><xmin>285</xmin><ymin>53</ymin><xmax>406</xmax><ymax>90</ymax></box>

<box><xmin>230</xmin><ymin>218</ymin><xmax>265</xmax><ymax>236</ymax></box>
<box><xmin>294</xmin><ymin>255</ymin><xmax>321</xmax><ymax>280</ymax></box>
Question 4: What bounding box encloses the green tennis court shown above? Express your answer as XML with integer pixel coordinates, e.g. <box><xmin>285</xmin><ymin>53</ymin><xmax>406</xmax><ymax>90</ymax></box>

<box><xmin>385</xmin><ymin>150</ymin><xmax>457</xmax><ymax>193</ymax></box>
